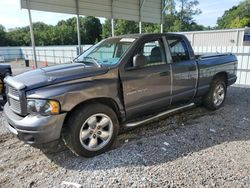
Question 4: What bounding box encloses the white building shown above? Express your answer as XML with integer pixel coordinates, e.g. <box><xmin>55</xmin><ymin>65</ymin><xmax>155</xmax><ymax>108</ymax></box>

<box><xmin>179</xmin><ymin>28</ymin><xmax>250</xmax><ymax>46</ymax></box>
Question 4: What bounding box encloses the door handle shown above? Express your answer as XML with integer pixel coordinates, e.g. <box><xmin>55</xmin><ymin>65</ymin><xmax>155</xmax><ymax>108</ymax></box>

<box><xmin>160</xmin><ymin>71</ymin><xmax>170</xmax><ymax>76</ymax></box>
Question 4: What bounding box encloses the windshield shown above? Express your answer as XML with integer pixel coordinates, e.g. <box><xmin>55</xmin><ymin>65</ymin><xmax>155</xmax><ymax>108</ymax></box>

<box><xmin>74</xmin><ymin>37</ymin><xmax>136</xmax><ymax>66</ymax></box>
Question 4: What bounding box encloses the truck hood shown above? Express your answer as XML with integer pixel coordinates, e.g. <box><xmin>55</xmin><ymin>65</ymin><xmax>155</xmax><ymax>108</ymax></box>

<box><xmin>6</xmin><ymin>63</ymin><xmax>109</xmax><ymax>90</ymax></box>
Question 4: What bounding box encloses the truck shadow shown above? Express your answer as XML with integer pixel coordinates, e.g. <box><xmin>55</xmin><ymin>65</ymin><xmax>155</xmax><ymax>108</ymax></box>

<box><xmin>21</xmin><ymin>87</ymin><xmax>250</xmax><ymax>171</ymax></box>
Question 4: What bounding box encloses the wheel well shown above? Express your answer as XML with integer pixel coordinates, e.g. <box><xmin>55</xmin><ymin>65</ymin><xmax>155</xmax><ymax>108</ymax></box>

<box><xmin>62</xmin><ymin>98</ymin><xmax>121</xmax><ymax>128</ymax></box>
<box><xmin>213</xmin><ymin>72</ymin><xmax>228</xmax><ymax>86</ymax></box>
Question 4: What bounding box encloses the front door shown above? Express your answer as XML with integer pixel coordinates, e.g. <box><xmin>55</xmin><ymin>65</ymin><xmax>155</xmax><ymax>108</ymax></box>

<box><xmin>120</xmin><ymin>37</ymin><xmax>172</xmax><ymax>119</ymax></box>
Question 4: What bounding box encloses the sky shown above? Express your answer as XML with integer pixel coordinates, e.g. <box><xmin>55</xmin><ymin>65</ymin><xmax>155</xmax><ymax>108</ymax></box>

<box><xmin>0</xmin><ymin>0</ymin><xmax>243</xmax><ymax>30</ymax></box>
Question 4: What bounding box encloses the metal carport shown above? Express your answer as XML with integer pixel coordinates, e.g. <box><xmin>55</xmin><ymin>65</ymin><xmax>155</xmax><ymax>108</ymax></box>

<box><xmin>20</xmin><ymin>0</ymin><xmax>167</xmax><ymax>67</ymax></box>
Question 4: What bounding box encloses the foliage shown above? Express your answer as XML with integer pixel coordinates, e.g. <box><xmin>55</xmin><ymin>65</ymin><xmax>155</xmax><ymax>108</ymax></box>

<box><xmin>0</xmin><ymin>16</ymin><xmax>102</xmax><ymax>46</ymax></box>
<box><xmin>102</xmin><ymin>19</ymin><xmax>112</xmax><ymax>38</ymax></box>
<box><xmin>0</xmin><ymin>25</ymin><xmax>8</xmax><ymax>46</ymax></box>
<box><xmin>217</xmin><ymin>0</ymin><xmax>250</xmax><ymax>29</ymax></box>
<box><xmin>102</xmin><ymin>19</ymin><xmax>161</xmax><ymax>37</ymax></box>
<box><xmin>82</xmin><ymin>16</ymin><xmax>102</xmax><ymax>43</ymax></box>
<box><xmin>163</xmin><ymin>0</ymin><xmax>202</xmax><ymax>32</ymax></box>
<box><xmin>142</xmin><ymin>23</ymin><xmax>161</xmax><ymax>33</ymax></box>
<box><xmin>115</xmin><ymin>20</ymin><xmax>139</xmax><ymax>35</ymax></box>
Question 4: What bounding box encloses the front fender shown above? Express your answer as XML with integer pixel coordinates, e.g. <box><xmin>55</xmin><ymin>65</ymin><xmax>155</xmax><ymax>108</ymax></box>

<box><xmin>26</xmin><ymin>69</ymin><xmax>124</xmax><ymax>113</ymax></box>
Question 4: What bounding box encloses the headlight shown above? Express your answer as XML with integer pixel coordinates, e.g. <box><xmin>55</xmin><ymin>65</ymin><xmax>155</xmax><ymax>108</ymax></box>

<box><xmin>27</xmin><ymin>99</ymin><xmax>60</xmax><ymax>116</ymax></box>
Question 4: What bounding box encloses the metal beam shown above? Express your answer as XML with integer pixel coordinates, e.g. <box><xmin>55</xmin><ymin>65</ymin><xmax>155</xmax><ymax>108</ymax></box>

<box><xmin>111</xmin><ymin>0</ymin><xmax>115</xmax><ymax>36</ymax></box>
<box><xmin>111</xmin><ymin>19</ymin><xmax>115</xmax><ymax>37</ymax></box>
<box><xmin>139</xmin><ymin>21</ymin><xmax>142</xmax><ymax>34</ymax></box>
<box><xmin>75</xmin><ymin>0</ymin><xmax>81</xmax><ymax>54</ymax></box>
<box><xmin>161</xmin><ymin>0</ymin><xmax>168</xmax><ymax>33</ymax></box>
<box><xmin>27</xmin><ymin>0</ymin><xmax>37</xmax><ymax>68</ymax></box>
<box><xmin>139</xmin><ymin>0</ymin><xmax>145</xmax><ymax>33</ymax></box>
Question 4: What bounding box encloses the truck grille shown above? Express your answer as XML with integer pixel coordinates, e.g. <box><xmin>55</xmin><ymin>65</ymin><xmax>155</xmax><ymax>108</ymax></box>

<box><xmin>6</xmin><ymin>85</ymin><xmax>26</xmax><ymax>115</ymax></box>
<box><xmin>8</xmin><ymin>86</ymin><xmax>19</xmax><ymax>97</ymax></box>
<box><xmin>9</xmin><ymin>97</ymin><xmax>22</xmax><ymax>112</ymax></box>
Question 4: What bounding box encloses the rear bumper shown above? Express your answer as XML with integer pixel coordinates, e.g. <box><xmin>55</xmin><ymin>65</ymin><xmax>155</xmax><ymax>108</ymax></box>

<box><xmin>4</xmin><ymin>103</ymin><xmax>67</xmax><ymax>144</ymax></box>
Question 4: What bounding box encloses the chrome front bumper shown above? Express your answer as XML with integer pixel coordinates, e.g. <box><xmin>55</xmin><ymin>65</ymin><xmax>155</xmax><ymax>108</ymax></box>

<box><xmin>4</xmin><ymin>103</ymin><xmax>67</xmax><ymax>144</ymax></box>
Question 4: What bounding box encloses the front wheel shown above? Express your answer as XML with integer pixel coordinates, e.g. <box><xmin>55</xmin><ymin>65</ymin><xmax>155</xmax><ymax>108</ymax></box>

<box><xmin>63</xmin><ymin>103</ymin><xmax>119</xmax><ymax>157</ymax></box>
<box><xmin>204</xmin><ymin>78</ymin><xmax>227</xmax><ymax>110</ymax></box>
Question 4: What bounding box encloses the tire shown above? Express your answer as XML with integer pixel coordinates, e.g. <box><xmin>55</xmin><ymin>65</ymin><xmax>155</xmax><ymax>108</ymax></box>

<box><xmin>63</xmin><ymin>103</ymin><xmax>119</xmax><ymax>157</ymax></box>
<box><xmin>204</xmin><ymin>78</ymin><xmax>227</xmax><ymax>110</ymax></box>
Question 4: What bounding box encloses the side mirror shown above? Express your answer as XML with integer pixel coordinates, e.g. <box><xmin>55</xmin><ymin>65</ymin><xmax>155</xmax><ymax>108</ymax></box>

<box><xmin>133</xmin><ymin>54</ymin><xmax>147</xmax><ymax>68</ymax></box>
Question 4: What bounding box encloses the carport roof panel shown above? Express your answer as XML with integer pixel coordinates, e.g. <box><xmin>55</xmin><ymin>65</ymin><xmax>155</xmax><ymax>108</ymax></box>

<box><xmin>20</xmin><ymin>0</ymin><xmax>163</xmax><ymax>24</ymax></box>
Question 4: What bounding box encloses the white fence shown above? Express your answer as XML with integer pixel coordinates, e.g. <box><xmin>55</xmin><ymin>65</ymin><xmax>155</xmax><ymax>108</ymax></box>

<box><xmin>22</xmin><ymin>45</ymin><xmax>92</xmax><ymax>64</ymax></box>
<box><xmin>193</xmin><ymin>46</ymin><xmax>250</xmax><ymax>86</ymax></box>
<box><xmin>0</xmin><ymin>47</ymin><xmax>22</xmax><ymax>61</ymax></box>
<box><xmin>0</xmin><ymin>45</ymin><xmax>249</xmax><ymax>86</ymax></box>
<box><xmin>0</xmin><ymin>45</ymin><xmax>92</xmax><ymax>64</ymax></box>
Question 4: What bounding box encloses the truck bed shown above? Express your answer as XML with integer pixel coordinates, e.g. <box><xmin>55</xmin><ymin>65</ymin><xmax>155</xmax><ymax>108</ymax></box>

<box><xmin>195</xmin><ymin>53</ymin><xmax>233</xmax><ymax>60</ymax></box>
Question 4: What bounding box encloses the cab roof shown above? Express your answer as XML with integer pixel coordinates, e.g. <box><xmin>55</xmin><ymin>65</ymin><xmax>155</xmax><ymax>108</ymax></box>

<box><xmin>112</xmin><ymin>33</ymin><xmax>184</xmax><ymax>39</ymax></box>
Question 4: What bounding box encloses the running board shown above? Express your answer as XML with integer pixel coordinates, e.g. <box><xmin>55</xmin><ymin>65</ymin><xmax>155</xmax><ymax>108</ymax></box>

<box><xmin>125</xmin><ymin>103</ymin><xmax>195</xmax><ymax>127</ymax></box>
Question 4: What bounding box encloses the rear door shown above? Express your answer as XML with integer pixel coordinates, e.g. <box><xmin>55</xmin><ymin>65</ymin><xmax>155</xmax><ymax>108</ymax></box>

<box><xmin>166</xmin><ymin>36</ymin><xmax>198</xmax><ymax>103</ymax></box>
<box><xmin>120</xmin><ymin>36</ymin><xmax>172</xmax><ymax>119</ymax></box>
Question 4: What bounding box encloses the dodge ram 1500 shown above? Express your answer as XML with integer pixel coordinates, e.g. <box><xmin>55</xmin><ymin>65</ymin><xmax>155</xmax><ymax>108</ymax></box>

<box><xmin>4</xmin><ymin>34</ymin><xmax>237</xmax><ymax>157</ymax></box>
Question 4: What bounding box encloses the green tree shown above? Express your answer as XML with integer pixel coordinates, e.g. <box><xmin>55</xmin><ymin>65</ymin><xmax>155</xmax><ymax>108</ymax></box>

<box><xmin>55</xmin><ymin>18</ymin><xmax>76</xmax><ymax>45</ymax></box>
<box><xmin>81</xmin><ymin>16</ymin><xmax>102</xmax><ymax>44</ymax></box>
<box><xmin>142</xmin><ymin>23</ymin><xmax>160</xmax><ymax>33</ymax></box>
<box><xmin>102</xmin><ymin>19</ymin><xmax>140</xmax><ymax>37</ymax></box>
<box><xmin>229</xmin><ymin>17</ymin><xmax>250</xmax><ymax>28</ymax></box>
<box><xmin>0</xmin><ymin>25</ymin><xmax>7</xmax><ymax>46</ymax></box>
<box><xmin>54</xmin><ymin>16</ymin><xmax>102</xmax><ymax>45</ymax></box>
<box><xmin>102</xmin><ymin>19</ymin><xmax>112</xmax><ymax>38</ymax></box>
<box><xmin>163</xmin><ymin>0</ymin><xmax>202</xmax><ymax>32</ymax></box>
<box><xmin>7</xmin><ymin>26</ymin><xmax>30</xmax><ymax>46</ymax></box>
<box><xmin>4</xmin><ymin>16</ymin><xmax>102</xmax><ymax>46</ymax></box>
<box><xmin>115</xmin><ymin>20</ymin><xmax>139</xmax><ymax>35</ymax></box>
<box><xmin>178</xmin><ymin>0</ymin><xmax>201</xmax><ymax>29</ymax></box>
<box><xmin>33</xmin><ymin>22</ymin><xmax>54</xmax><ymax>45</ymax></box>
<box><xmin>217</xmin><ymin>0</ymin><xmax>250</xmax><ymax>29</ymax></box>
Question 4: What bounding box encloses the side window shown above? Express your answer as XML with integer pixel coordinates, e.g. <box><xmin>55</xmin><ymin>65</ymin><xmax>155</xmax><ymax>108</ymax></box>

<box><xmin>167</xmin><ymin>37</ymin><xmax>190</xmax><ymax>63</ymax></box>
<box><xmin>137</xmin><ymin>39</ymin><xmax>167</xmax><ymax>67</ymax></box>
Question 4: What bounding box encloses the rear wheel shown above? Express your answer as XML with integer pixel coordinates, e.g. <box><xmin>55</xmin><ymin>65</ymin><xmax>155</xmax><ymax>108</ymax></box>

<box><xmin>204</xmin><ymin>78</ymin><xmax>227</xmax><ymax>110</ymax></box>
<box><xmin>63</xmin><ymin>103</ymin><xmax>119</xmax><ymax>157</ymax></box>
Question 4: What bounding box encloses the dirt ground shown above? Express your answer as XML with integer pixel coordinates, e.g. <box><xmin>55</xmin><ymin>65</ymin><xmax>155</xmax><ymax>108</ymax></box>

<box><xmin>0</xmin><ymin>86</ymin><xmax>249</xmax><ymax>188</ymax></box>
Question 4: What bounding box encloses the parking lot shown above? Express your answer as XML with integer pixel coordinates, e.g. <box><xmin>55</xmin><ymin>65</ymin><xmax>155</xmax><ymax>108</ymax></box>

<box><xmin>0</xmin><ymin>62</ymin><xmax>249</xmax><ymax>188</ymax></box>
<box><xmin>4</xmin><ymin>60</ymin><xmax>57</xmax><ymax>76</ymax></box>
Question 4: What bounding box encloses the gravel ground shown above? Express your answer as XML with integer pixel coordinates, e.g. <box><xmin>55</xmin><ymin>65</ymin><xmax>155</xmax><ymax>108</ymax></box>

<box><xmin>3</xmin><ymin>60</ymin><xmax>58</xmax><ymax>75</ymax></box>
<box><xmin>0</xmin><ymin>86</ymin><xmax>249</xmax><ymax>188</ymax></box>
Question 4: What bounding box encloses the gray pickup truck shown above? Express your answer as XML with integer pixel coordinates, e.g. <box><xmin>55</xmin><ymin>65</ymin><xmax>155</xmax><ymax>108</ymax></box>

<box><xmin>4</xmin><ymin>34</ymin><xmax>237</xmax><ymax>157</ymax></box>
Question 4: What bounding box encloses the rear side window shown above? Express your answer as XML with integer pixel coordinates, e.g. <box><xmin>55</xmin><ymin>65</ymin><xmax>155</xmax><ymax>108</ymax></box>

<box><xmin>167</xmin><ymin>37</ymin><xmax>190</xmax><ymax>63</ymax></box>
